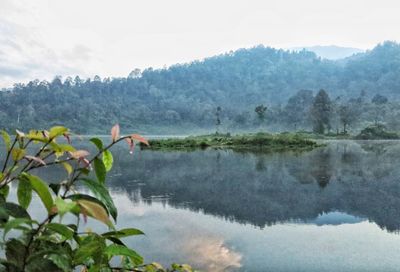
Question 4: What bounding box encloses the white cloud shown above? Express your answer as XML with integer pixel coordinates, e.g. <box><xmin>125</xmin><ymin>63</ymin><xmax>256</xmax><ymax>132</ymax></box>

<box><xmin>0</xmin><ymin>0</ymin><xmax>400</xmax><ymax>87</ymax></box>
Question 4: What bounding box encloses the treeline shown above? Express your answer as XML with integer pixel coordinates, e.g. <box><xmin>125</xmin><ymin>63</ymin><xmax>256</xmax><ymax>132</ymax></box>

<box><xmin>1</xmin><ymin>41</ymin><xmax>400</xmax><ymax>134</ymax></box>
<box><xmin>295</xmin><ymin>89</ymin><xmax>392</xmax><ymax>134</ymax></box>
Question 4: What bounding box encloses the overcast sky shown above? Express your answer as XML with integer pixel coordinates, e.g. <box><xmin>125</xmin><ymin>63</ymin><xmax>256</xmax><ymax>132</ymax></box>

<box><xmin>1</xmin><ymin>0</ymin><xmax>399</xmax><ymax>87</ymax></box>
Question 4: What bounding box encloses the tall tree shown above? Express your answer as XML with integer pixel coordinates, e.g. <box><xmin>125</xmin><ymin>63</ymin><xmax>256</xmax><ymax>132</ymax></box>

<box><xmin>215</xmin><ymin>106</ymin><xmax>222</xmax><ymax>133</ymax></box>
<box><xmin>284</xmin><ymin>90</ymin><xmax>314</xmax><ymax>130</ymax></box>
<box><xmin>371</xmin><ymin>94</ymin><xmax>388</xmax><ymax>125</ymax></box>
<box><xmin>339</xmin><ymin>103</ymin><xmax>357</xmax><ymax>134</ymax></box>
<box><xmin>310</xmin><ymin>89</ymin><xmax>332</xmax><ymax>134</ymax></box>
<box><xmin>255</xmin><ymin>104</ymin><xmax>267</xmax><ymax>123</ymax></box>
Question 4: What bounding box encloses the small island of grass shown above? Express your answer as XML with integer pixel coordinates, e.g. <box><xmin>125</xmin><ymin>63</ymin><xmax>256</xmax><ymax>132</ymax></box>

<box><xmin>141</xmin><ymin>132</ymin><xmax>321</xmax><ymax>152</ymax></box>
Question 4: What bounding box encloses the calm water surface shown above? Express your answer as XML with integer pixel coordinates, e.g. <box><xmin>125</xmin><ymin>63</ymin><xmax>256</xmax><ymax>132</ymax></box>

<box><xmin>18</xmin><ymin>140</ymin><xmax>400</xmax><ymax>271</ymax></box>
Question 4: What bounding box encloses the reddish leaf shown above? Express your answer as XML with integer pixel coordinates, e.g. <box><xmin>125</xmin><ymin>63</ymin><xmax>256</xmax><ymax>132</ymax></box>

<box><xmin>24</xmin><ymin>155</ymin><xmax>46</xmax><ymax>166</ymax></box>
<box><xmin>80</xmin><ymin>158</ymin><xmax>91</xmax><ymax>169</ymax></box>
<box><xmin>111</xmin><ymin>124</ymin><xmax>120</xmax><ymax>142</ymax></box>
<box><xmin>42</xmin><ymin>130</ymin><xmax>50</xmax><ymax>138</ymax></box>
<box><xmin>69</xmin><ymin>150</ymin><xmax>90</xmax><ymax>159</ymax></box>
<box><xmin>130</xmin><ymin>142</ymin><xmax>136</xmax><ymax>154</ymax></box>
<box><xmin>82</xmin><ymin>213</ymin><xmax>88</xmax><ymax>224</ymax></box>
<box><xmin>63</xmin><ymin>133</ymin><xmax>71</xmax><ymax>144</ymax></box>
<box><xmin>125</xmin><ymin>138</ymin><xmax>135</xmax><ymax>154</ymax></box>
<box><xmin>130</xmin><ymin>134</ymin><xmax>149</xmax><ymax>146</ymax></box>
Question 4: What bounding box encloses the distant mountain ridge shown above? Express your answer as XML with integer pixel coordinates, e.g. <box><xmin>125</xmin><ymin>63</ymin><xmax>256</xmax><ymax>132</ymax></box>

<box><xmin>291</xmin><ymin>45</ymin><xmax>364</xmax><ymax>60</ymax></box>
<box><xmin>1</xmin><ymin>41</ymin><xmax>400</xmax><ymax>133</ymax></box>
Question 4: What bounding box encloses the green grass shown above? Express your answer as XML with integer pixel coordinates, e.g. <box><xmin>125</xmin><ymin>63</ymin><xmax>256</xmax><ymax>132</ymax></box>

<box><xmin>141</xmin><ymin>132</ymin><xmax>322</xmax><ymax>152</ymax></box>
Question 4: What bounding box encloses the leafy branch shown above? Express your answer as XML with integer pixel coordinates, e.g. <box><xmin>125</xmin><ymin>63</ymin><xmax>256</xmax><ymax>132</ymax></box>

<box><xmin>0</xmin><ymin>125</ymin><xmax>193</xmax><ymax>272</ymax></box>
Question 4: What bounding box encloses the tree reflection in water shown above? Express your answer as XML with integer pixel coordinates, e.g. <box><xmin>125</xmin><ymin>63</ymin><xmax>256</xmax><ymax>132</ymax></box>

<box><xmin>28</xmin><ymin>140</ymin><xmax>400</xmax><ymax>232</ymax></box>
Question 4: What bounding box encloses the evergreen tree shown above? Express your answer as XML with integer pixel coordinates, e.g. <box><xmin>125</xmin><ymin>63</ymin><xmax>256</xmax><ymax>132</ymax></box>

<box><xmin>310</xmin><ymin>89</ymin><xmax>332</xmax><ymax>134</ymax></box>
<box><xmin>215</xmin><ymin>106</ymin><xmax>222</xmax><ymax>133</ymax></box>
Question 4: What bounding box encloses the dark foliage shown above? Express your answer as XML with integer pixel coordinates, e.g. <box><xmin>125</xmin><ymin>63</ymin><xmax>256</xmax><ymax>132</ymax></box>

<box><xmin>1</xmin><ymin>41</ymin><xmax>400</xmax><ymax>133</ymax></box>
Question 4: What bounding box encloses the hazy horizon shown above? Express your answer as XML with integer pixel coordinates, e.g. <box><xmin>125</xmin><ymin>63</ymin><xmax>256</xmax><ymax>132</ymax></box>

<box><xmin>1</xmin><ymin>0</ymin><xmax>400</xmax><ymax>87</ymax></box>
<box><xmin>0</xmin><ymin>42</ymin><xmax>374</xmax><ymax>88</ymax></box>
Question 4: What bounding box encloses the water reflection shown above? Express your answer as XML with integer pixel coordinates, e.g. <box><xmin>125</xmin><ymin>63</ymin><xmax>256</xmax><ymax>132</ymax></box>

<box><xmin>6</xmin><ymin>140</ymin><xmax>400</xmax><ymax>271</ymax></box>
<box><xmin>113</xmin><ymin>195</ymin><xmax>243</xmax><ymax>271</ymax></box>
<box><xmin>108</xmin><ymin>140</ymin><xmax>400</xmax><ymax>232</ymax></box>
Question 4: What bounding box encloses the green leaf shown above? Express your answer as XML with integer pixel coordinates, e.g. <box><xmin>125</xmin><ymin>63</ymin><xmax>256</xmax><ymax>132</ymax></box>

<box><xmin>102</xmin><ymin>150</ymin><xmax>113</xmax><ymax>172</ymax></box>
<box><xmin>105</xmin><ymin>244</ymin><xmax>143</xmax><ymax>265</ymax></box>
<box><xmin>90</xmin><ymin>137</ymin><xmax>103</xmax><ymax>151</ymax></box>
<box><xmin>49</xmin><ymin>126</ymin><xmax>68</xmax><ymax>139</ymax></box>
<box><xmin>3</xmin><ymin>218</ymin><xmax>35</xmax><ymax>240</ymax></box>
<box><xmin>23</xmin><ymin>173</ymin><xmax>54</xmax><ymax>214</ymax></box>
<box><xmin>57</xmin><ymin>144</ymin><xmax>75</xmax><ymax>152</ymax></box>
<box><xmin>47</xmin><ymin>253</ymin><xmax>71</xmax><ymax>272</ymax></box>
<box><xmin>171</xmin><ymin>264</ymin><xmax>193</xmax><ymax>272</ymax></box>
<box><xmin>50</xmin><ymin>143</ymin><xmax>75</xmax><ymax>157</ymax></box>
<box><xmin>104</xmin><ymin>236</ymin><xmax>125</xmax><ymax>246</ymax></box>
<box><xmin>54</xmin><ymin>197</ymin><xmax>78</xmax><ymax>217</ymax></box>
<box><xmin>78</xmin><ymin>168</ymin><xmax>90</xmax><ymax>176</ymax></box>
<box><xmin>73</xmin><ymin>234</ymin><xmax>106</xmax><ymax>265</ymax></box>
<box><xmin>0</xmin><ymin>185</ymin><xmax>10</xmax><ymax>199</ymax></box>
<box><xmin>148</xmin><ymin>262</ymin><xmax>165</xmax><ymax>271</ymax></box>
<box><xmin>46</xmin><ymin>223</ymin><xmax>74</xmax><ymax>240</ymax></box>
<box><xmin>0</xmin><ymin>206</ymin><xmax>9</xmax><ymax>223</ymax></box>
<box><xmin>26</xmin><ymin>257</ymin><xmax>63</xmax><ymax>272</ymax></box>
<box><xmin>0</xmin><ymin>130</ymin><xmax>11</xmax><ymax>151</ymax></box>
<box><xmin>5</xmin><ymin>239</ymin><xmax>25</xmax><ymax>268</ymax></box>
<box><xmin>11</xmin><ymin>148</ymin><xmax>25</xmax><ymax>161</ymax></box>
<box><xmin>26</xmin><ymin>130</ymin><xmax>49</xmax><ymax>143</ymax></box>
<box><xmin>94</xmin><ymin>157</ymin><xmax>106</xmax><ymax>184</ymax></box>
<box><xmin>0</xmin><ymin>260</ymin><xmax>20</xmax><ymax>271</ymax></box>
<box><xmin>81</xmin><ymin>178</ymin><xmax>117</xmax><ymax>221</ymax></box>
<box><xmin>102</xmin><ymin>228</ymin><xmax>144</xmax><ymax>239</ymax></box>
<box><xmin>17</xmin><ymin>178</ymin><xmax>32</xmax><ymax>209</ymax></box>
<box><xmin>49</xmin><ymin>183</ymin><xmax>61</xmax><ymax>195</ymax></box>
<box><xmin>62</xmin><ymin>162</ymin><xmax>73</xmax><ymax>176</ymax></box>
<box><xmin>3</xmin><ymin>202</ymin><xmax>31</xmax><ymax>219</ymax></box>
<box><xmin>7</xmin><ymin>165</ymin><xmax>19</xmax><ymax>174</ymax></box>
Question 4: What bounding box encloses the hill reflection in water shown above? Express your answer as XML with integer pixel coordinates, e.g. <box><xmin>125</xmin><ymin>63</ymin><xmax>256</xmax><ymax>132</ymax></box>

<box><xmin>20</xmin><ymin>140</ymin><xmax>400</xmax><ymax>271</ymax></box>
<box><xmin>106</xmin><ymin>140</ymin><xmax>400</xmax><ymax>233</ymax></box>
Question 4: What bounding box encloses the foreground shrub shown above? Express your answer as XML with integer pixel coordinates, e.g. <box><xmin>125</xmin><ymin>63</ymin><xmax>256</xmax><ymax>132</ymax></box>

<box><xmin>0</xmin><ymin>125</ymin><xmax>193</xmax><ymax>272</ymax></box>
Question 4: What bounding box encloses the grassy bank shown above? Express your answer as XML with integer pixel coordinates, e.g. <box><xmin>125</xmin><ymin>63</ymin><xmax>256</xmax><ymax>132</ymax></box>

<box><xmin>141</xmin><ymin>132</ymin><xmax>321</xmax><ymax>151</ymax></box>
<box><xmin>295</xmin><ymin>125</ymin><xmax>400</xmax><ymax>140</ymax></box>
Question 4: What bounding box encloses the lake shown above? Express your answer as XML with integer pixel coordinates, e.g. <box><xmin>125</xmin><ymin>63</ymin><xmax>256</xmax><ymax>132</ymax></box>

<box><xmin>11</xmin><ymin>140</ymin><xmax>400</xmax><ymax>271</ymax></box>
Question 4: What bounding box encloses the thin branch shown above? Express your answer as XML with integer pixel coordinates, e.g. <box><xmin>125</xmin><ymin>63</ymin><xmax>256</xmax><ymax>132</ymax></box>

<box><xmin>21</xmin><ymin>135</ymin><xmax>134</xmax><ymax>269</ymax></box>
<box><xmin>109</xmin><ymin>267</ymin><xmax>143</xmax><ymax>272</ymax></box>
<box><xmin>62</xmin><ymin>136</ymin><xmax>131</xmax><ymax>197</ymax></box>
<box><xmin>27</xmin><ymin>157</ymin><xmax>74</xmax><ymax>170</ymax></box>
<box><xmin>18</xmin><ymin>140</ymin><xmax>53</xmax><ymax>174</ymax></box>
<box><xmin>1</xmin><ymin>137</ymin><xmax>18</xmax><ymax>173</ymax></box>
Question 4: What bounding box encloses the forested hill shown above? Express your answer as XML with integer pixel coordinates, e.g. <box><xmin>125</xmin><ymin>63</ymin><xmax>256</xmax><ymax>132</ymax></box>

<box><xmin>1</xmin><ymin>41</ymin><xmax>400</xmax><ymax>134</ymax></box>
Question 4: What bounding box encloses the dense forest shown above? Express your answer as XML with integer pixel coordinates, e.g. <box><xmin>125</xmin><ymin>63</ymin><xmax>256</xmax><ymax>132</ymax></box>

<box><xmin>1</xmin><ymin>41</ymin><xmax>400</xmax><ymax>134</ymax></box>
